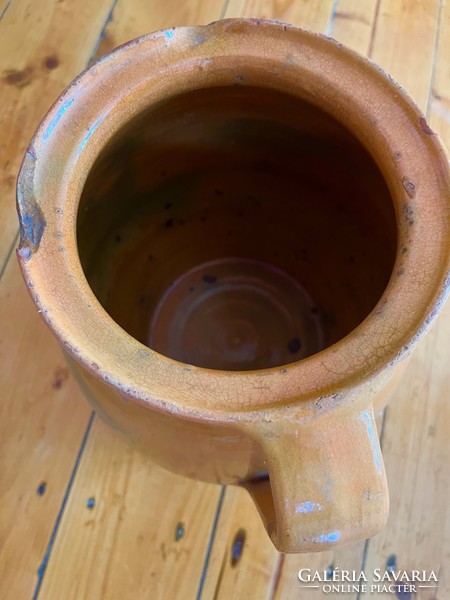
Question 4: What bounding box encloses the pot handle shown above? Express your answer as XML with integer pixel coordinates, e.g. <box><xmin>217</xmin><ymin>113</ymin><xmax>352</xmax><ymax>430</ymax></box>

<box><xmin>243</xmin><ymin>404</ymin><xmax>389</xmax><ymax>553</ymax></box>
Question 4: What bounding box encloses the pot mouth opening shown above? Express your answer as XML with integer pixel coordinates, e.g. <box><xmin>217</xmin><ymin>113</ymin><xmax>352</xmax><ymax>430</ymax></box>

<box><xmin>18</xmin><ymin>21</ymin><xmax>450</xmax><ymax>412</ymax></box>
<box><xmin>77</xmin><ymin>83</ymin><xmax>397</xmax><ymax>372</ymax></box>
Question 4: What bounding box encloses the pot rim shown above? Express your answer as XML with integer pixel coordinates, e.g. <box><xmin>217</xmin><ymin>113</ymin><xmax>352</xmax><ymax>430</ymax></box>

<box><xmin>17</xmin><ymin>19</ymin><xmax>450</xmax><ymax>420</ymax></box>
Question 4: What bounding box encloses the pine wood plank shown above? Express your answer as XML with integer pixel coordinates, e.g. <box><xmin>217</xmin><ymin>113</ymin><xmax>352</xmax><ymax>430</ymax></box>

<box><xmin>94</xmin><ymin>0</ymin><xmax>225</xmax><ymax>60</ymax></box>
<box><xmin>199</xmin><ymin>3</ymin><xmax>370</xmax><ymax>600</ymax></box>
<box><xmin>0</xmin><ymin>0</ymin><xmax>115</xmax><ymax>266</ymax></box>
<box><xmin>0</xmin><ymin>1</ymin><xmax>120</xmax><ymax>598</ymax></box>
<box><xmin>37</xmin><ymin>3</ymin><xmax>338</xmax><ymax>598</ymax></box>
<box><xmin>429</xmin><ymin>0</ymin><xmax>450</xmax><ymax>147</ymax></box>
<box><xmin>0</xmin><ymin>258</ymin><xmax>93</xmax><ymax>599</ymax></box>
<box><xmin>360</xmin><ymin>311</ymin><xmax>450</xmax><ymax>600</ymax></box>
<box><xmin>225</xmin><ymin>0</ymin><xmax>336</xmax><ymax>32</ymax></box>
<box><xmin>332</xmin><ymin>0</ymin><xmax>378</xmax><ymax>53</ymax></box>
<box><xmin>199</xmin><ymin>487</ymin><xmax>281</xmax><ymax>600</ymax></box>
<box><xmin>358</xmin><ymin>1</ymin><xmax>449</xmax><ymax>596</ymax></box>
<box><xmin>0</xmin><ymin>0</ymin><xmax>12</xmax><ymax>20</ymax></box>
<box><xmin>2</xmin><ymin>2</ymin><xmax>447</xmax><ymax>600</ymax></box>
<box><xmin>369</xmin><ymin>0</ymin><xmax>441</xmax><ymax>111</ymax></box>
<box><xmin>201</xmin><ymin>485</ymin><xmax>373</xmax><ymax>600</ymax></box>
<box><xmin>39</xmin><ymin>418</ymin><xmax>223</xmax><ymax>600</ymax></box>
<box><xmin>199</xmin><ymin>2</ymin><xmax>448</xmax><ymax>599</ymax></box>
<box><xmin>36</xmin><ymin>2</ymin><xmax>229</xmax><ymax>599</ymax></box>
<box><xmin>215</xmin><ymin>14</ymin><xmax>449</xmax><ymax>592</ymax></box>
<box><xmin>267</xmin><ymin>7</ymin><xmax>387</xmax><ymax>598</ymax></box>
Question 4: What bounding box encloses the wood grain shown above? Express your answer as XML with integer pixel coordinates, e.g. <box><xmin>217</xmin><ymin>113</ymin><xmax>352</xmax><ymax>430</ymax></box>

<box><xmin>0</xmin><ymin>0</ymin><xmax>115</xmax><ymax>266</ymax></box>
<box><xmin>1</xmin><ymin>1</ymin><xmax>448</xmax><ymax>599</ymax></box>
<box><xmin>225</xmin><ymin>0</ymin><xmax>336</xmax><ymax>33</ymax></box>
<box><xmin>429</xmin><ymin>0</ymin><xmax>450</xmax><ymax>145</ymax></box>
<box><xmin>0</xmin><ymin>2</ymin><xmax>116</xmax><ymax>599</ymax></box>
<box><xmin>368</xmin><ymin>0</ymin><xmax>441</xmax><ymax>111</ymax></box>
<box><xmin>39</xmin><ymin>418</ymin><xmax>224</xmax><ymax>600</ymax></box>
<box><xmin>270</xmin><ymin>7</ymin><xmax>387</xmax><ymax>599</ymax></box>
<box><xmin>195</xmin><ymin>2</ymin><xmax>449</xmax><ymax>599</ymax></box>
<box><xmin>332</xmin><ymin>0</ymin><xmax>378</xmax><ymax>54</ymax></box>
<box><xmin>200</xmin><ymin>487</ymin><xmax>281</xmax><ymax>600</ymax></box>
<box><xmin>0</xmin><ymin>0</ymin><xmax>12</xmax><ymax>21</ymax></box>
<box><xmin>0</xmin><ymin>259</ymin><xmax>93</xmax><ymax>599</ymax></box>
<box><xmin>94</xmin><ymin>0</ymin><xmax>225</xmax><ymax>59</ymax></box>
<box><xmin>35</xmin><ymin>2</ymin><xmax>229</xmax><ymax>599</ymax></box>
<box><xmin>199</xmin><ymin>3</ymin><xmax>368</xmax><ymax>600</ymax></box>
<box><xmin>358</xmin><ymin>1</ymin><xmax>450</xmax><ymax>597</ymax></box>
<box><xmin>361</xmin><ymin>310</ymin><xmax>450</xmax><ymax>600</ymax></box>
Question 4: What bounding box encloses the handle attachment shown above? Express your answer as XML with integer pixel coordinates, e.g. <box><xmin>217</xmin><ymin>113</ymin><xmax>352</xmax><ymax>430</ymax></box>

<box><xmin>243</xmin><ymin>404</ymin><xmax>388</xmax><ymax>553</ymax></box>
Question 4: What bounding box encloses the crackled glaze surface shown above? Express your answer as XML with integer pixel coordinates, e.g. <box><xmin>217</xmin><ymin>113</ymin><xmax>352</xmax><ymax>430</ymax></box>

<box><xmin>17</xmin><ymin>20</ymin><xmax>450</xmax><ymax>553</ymax></box>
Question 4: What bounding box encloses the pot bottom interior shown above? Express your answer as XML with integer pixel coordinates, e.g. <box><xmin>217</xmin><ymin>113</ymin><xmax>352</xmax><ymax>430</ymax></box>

<box><xmin>77</xmin><ymin>85</ymin><xmax>397</xmax><ymax>371</ymax></box>
<box><xmin>149</xmin><ymin>257</ymin><xmax>323</xmax><ymax>370</ymax></box>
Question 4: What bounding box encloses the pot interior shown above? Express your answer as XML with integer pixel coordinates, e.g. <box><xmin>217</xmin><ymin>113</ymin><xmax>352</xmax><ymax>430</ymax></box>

<box><xmin>77</xmin><ymin>85</ymin><xmax>397</xmax><ymax>371</ymax></box>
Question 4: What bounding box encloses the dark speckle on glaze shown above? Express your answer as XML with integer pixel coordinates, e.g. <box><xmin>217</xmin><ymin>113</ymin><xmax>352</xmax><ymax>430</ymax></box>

<box><xmin>402</xmin><ymin>177</ymin><xmax>416</xmax><ymax>199</ymax></box>
<box><xmin>37</xmin><ymin>481</ymin><xmax>47</xmax><ymax>496</ymax></box>
<box><xmin>165</xmin><ymin>218</ymin><xmax>174</xmax><ymax>228</ymax></box>
<box><xmin>287</xmin><ymin>337</ymin><xmax>301</xmax><ymax>353</ymax></box>
<box><xmin>402</xmin><ymin>202</ymin><xmax>414</xmax><ymax>226</ymax></box>
<box><xmin>202</xmin><ymin>274</ymin><xmax>217</xmax><ymax>284</ymax></box>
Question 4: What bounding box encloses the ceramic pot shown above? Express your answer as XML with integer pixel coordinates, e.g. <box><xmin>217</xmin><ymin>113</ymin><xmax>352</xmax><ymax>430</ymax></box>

<box><xmin>17</xmin><ymin>20</ymin><xmax>450</xmax><ymax>553</ymax></box>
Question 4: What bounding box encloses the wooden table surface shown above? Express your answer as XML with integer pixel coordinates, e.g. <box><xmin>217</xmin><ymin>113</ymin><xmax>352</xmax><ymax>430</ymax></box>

<box><xmin>1</xmin><ymin>1</ymin><xmax>449</xmax><ymax>599</ymax></box>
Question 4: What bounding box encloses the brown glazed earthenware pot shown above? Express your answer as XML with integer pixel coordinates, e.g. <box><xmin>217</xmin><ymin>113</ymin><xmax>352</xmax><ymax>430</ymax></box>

<box><xmin>17</xmin><ymin>20</ymin><xmax>450</xmax><ymax>553</ymax></box>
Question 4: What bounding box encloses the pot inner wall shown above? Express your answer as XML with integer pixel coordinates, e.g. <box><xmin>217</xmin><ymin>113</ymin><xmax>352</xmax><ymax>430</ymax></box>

<box><xmin>77</xmin><ymin>86</ymin><xmax>396</xmax><ymax>370</ymax></box>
